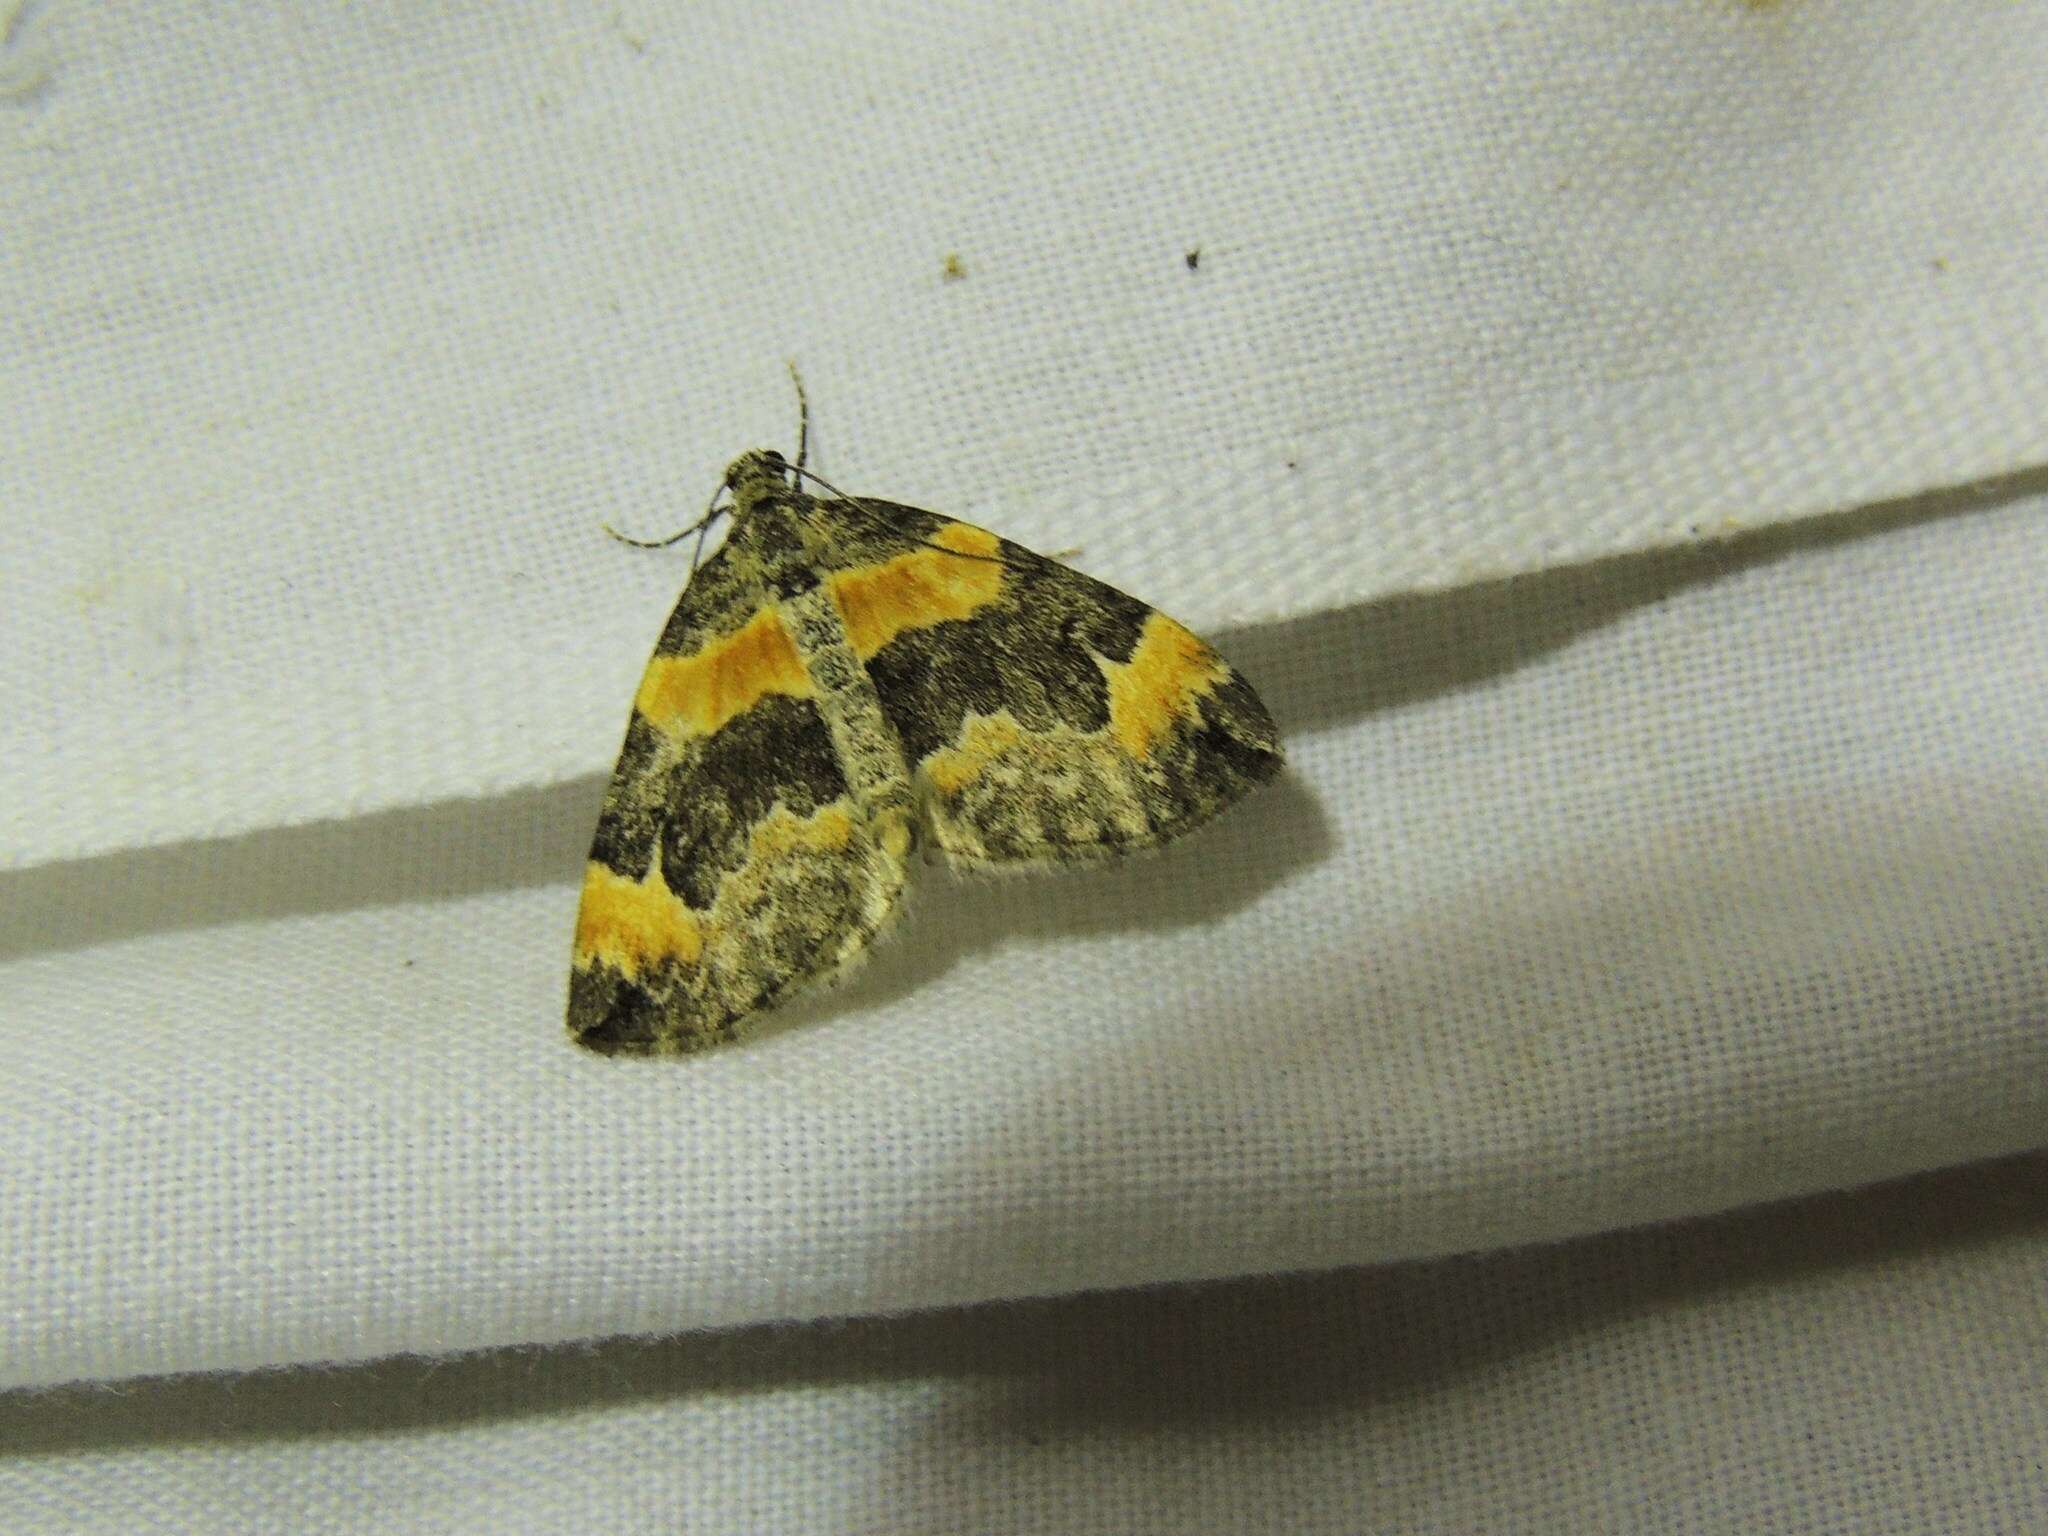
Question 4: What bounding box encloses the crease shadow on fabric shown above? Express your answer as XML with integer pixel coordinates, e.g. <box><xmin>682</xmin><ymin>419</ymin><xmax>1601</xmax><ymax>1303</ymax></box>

<box><xmin>2</xmin><ymin>466</ymin><xmax>2037</xmax><ymax>967</ymax></box>
<box><xmin>4</xmin><ymin>1152</ymin><xmax>2042</xmax><ymax>1461</ymax></box>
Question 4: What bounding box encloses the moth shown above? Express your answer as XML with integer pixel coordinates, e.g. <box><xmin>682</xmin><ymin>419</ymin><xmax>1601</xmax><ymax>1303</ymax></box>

<box><xmin>569</xmin><ymin>394</ymin><xmax>1280</xmax><ymax>1054</ymax></box>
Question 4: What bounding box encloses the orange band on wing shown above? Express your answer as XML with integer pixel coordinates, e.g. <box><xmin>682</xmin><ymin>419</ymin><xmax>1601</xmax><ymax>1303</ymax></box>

<box><xmin>1099</xmin><ymin>612</ymin><xmax>1231</xmax><ymax>760</ymax></box>
<box><xmin>829</xmin><ymin>522</ymin><xmax>1004</xmax><ymax>660</ymax></box>
<box><xmin>574</xmin><ymin>856</ymin><xmax>703</xmax><ymax>978</ymax></box>
<box><xmin>635</xmin><ymin>608</ymin><xmax>813</xmax><ymax>740</ymax></box>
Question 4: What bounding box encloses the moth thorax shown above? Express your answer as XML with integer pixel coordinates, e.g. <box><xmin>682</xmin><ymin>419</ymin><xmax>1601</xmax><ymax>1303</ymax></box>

<box><xmin>724</xmin><ymin>450</ymin><xmax>792</xmax><ymax>516</ymax></box>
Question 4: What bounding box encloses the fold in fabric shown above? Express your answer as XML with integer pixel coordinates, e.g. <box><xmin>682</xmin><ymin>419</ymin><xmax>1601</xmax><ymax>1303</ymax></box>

<box><xmin>9</xmin><ymin>1156</ymin><xmax>2045</xmax><ymax>1533</ymax></box>
<box><xmin>6</xmin><ymin>484</ymin><xmax>2046</xmax><ymax>1390</ymax></box>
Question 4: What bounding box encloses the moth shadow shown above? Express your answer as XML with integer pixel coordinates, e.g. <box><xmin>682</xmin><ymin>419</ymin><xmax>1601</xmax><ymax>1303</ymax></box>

<box><xmin>1197</xmin><ymin>463</ymin><xmax>2048</xmax><ymax>739</ymax></box>
<box><xmin>754</xmin><ymin>769</ymin><xmax>1333</xmax><ymax>1039</ymax></box>
<box><xmin>0</xmin><ymin>779</ymin><xmax>599</xmax><ymax>964</ymax></box>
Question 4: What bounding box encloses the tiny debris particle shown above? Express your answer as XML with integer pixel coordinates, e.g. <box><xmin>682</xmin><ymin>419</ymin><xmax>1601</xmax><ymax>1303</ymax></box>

<box><xmin>941</xmin><ymin>253</ymin><xmax>966</xmax><ymax>282</ymax></box>
<box><xmin>1184</xmin><ymin>248</ymin><xmax>1201</xmax><ymax>271</ymax></box>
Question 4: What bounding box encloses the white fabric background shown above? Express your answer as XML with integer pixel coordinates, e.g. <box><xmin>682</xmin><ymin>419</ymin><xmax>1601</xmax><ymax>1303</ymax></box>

<box><xmin>7</xmin><ymin>0</ymin><xmax>2047</xmax><ymax>867</ymax></box>
<box><xmin>5</xmin><ymin>0</ymin><xmax>2047</xmax><ymax>1530</ymax></box>
<box><xmin>7</xmin><ymin>471</ymin><xmax>2048</xmax><ymax>1393</ymax></box>
<box><xmin>12</xmin><ymin>1158</ymin><xmax>2046</xmax><ymax>1533</ymax></box>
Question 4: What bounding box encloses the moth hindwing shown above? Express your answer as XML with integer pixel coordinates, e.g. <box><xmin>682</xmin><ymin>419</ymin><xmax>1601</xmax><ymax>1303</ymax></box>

<box><xmin>569</xmin><ymin>450</ymin><xmax>1281</xmax><ymax>1055</ymax></box>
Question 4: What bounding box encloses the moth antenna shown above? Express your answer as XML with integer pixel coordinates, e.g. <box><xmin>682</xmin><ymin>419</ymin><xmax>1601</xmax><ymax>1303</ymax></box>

<box><xmin>777</xmin><ymin>370</ymin><xmax>1004</xmax><ymax>569</ymax></box>
<box><xmin>688</xmin><ymin>514</ymin><xmax>718</xmax><ymax>577</ymax></box>
<box><xmin>789</xmin><ymin>461</ymin><xmax>1006</xmax><ymax>567</ymax></box>
<box><xmin>602</xmin><ymin>480</ymin><xmax>732</xmax><ymax>578</ymax></box>
<box><xmin>787</xmin><ymin>360</ymin><xmax>810</xmax><ymax>480</ymax></box>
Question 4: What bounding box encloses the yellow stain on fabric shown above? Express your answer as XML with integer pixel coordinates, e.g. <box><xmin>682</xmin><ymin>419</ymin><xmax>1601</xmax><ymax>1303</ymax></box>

<box><xmin>830</xmin><ymin>522</ymin><xmax>1004</xmax><ymax>660</ymax></box>
<box><xmin>1099</xmin><ymin>613</ymin><xmax>1230</xmax><ymax>759</ymax></box>
<box><xmin>635</xmin><ymin>608</ymin><xmax>813</xmax><ymax>739</ymax></box>
<box><xmin>574</xmin><ymin>855</ymin><xmax>703</xmax><ymax>978</ymax></box>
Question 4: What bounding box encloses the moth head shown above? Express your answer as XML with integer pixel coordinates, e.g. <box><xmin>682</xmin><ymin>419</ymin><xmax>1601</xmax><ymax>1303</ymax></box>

<box><xmin>723</xmin><ymin>449</ymin><xmax>794</xmax><ymax>514</ymax></box>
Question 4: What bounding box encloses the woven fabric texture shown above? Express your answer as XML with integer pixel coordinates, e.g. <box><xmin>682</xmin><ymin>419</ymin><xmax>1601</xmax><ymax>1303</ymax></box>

<box><xmin>10</xmin><ymin>1158</ymin><xmax>2046</xmax><ymax>1533</ymax></box>
<box><xmin>6</xmin><ymin>0</ymin><xmax>2046</xmax><ymax>865</ymax></box>
<box><xmin>4</xmin><ymin>3</ymin><xmax>2046</xmax><ymax>1531</ymax></box>
<box><xmin>7</xmin><ymin>483</ymin><xmax>2046</xmax><ymax>1389</ymax></box>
